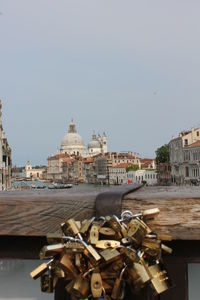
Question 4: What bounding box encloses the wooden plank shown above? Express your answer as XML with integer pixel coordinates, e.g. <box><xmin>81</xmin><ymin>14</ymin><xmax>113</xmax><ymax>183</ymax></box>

<box><xmin>0</xmin><ymin>187</ymin><xmax>200</xmax><ymax>239</ymax></box>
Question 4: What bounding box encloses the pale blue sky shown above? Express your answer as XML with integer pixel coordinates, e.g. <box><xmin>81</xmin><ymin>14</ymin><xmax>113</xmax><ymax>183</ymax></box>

<box><xmin>1</xmin><ymin>0</ymin><xmax>200</xmax><ymax>166</ymax></box>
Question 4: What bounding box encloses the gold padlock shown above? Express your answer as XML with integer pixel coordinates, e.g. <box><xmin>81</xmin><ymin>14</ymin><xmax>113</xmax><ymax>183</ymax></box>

<box><xmin>91</xmin><ymin>272</ymin><xmax>103</xmax><ymax>298</ymax></box>
<box><xmin>96</xmin><ymin>240</ymin><xmax>120</xmax><ymax>249</ymax></box>
<box><xmin>100</xmin><ymin>248</ymin><xmax>121</xmax><ymax>262</ymax></box>
<box><xmin>40</xmin><ymin>243</ymin><xmax>64</xmax><ymax>259</ymax></box>
<box><xmin>127</xmin><ymin>218</ymin><xmax>149</xmax><ymax>244</ymax></box>
<box><xmin>90</xmin><ymin>224</ymin><xmax>99</xmax><ymax>244</ymax></box>
<box><xmin>142</xmin><ymin>208</ymin><xmax>160</xmax><ymax>220</ymax></box>
<box><xmin>40</xmin><ymin>273</ymin><xmax>54</xmax><ymax>293</ymax></box>
<box><xmin>99</xmin><ymin>227</ymin><xmax>116</xmax><ymax>238</ymax></box>
<box><xmin>59</xmin><ymin>254</ymin><xmax>78</xmax><ymax>278</ymax></box>
<box><xmin>149</xmin><ymin>262</ymin><xmax>172</xmax><ymax>294</ymax></box>
<box><xmin>71</xmin><ymin>275</ymin><xmax>90</xmax><ymax>298</ymax></box>
<box><xmin>30</xmin><ymin>259</ymin><xmax>54</xmax><ymax>280</ymax></box>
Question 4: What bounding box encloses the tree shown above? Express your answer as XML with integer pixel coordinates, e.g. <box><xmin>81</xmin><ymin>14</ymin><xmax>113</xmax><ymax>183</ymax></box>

<box><xmin>155</xmin><ymin>144</ymin><xmax>169</xmax><ymax>164</ymax></box>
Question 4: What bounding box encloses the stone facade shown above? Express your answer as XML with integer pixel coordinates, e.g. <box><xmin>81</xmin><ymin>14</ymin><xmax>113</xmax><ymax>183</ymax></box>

<box><xmin>0</xmin><ymin>100</ymin><xmax>12</xmax><ymax>190</ymax></box>
<box><xmin>47</xmin><ymin>153</ymin><xmax>73</xmax><ymax>182</ymax></box>
<box><xmin>25</xmin><ymin>161</ymin><xmax>46</xmax><ymax>179</ymax></box>
<box><xmin>127</xmin><ymin>169</ymin><xmax>157</xmax><ymax>185</ymax></box>
<box><xmin>182</xmin><ymin>140</ymin><xmax>200</xmax><ymax>183</ymax></box>
<box><xmin>169</xmin><ymin>128</ymin><xmax>200</xmax><ymax>184</ymax></box>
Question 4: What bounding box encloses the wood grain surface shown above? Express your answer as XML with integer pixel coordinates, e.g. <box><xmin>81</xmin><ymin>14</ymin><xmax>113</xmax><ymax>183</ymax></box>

<box><xmin>0</xmin><ymin>186</ymin><xmax>200</xmax><ymax>240</ymax></box>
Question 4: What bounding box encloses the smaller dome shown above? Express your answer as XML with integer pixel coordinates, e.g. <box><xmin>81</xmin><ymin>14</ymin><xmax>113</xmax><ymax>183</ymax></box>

<box><xmin>88</xmin><ymin>131</ymin><xmax>101</xmax><ymax>149</ymax></box>
<box><xmin>88</xmin><ymin>140</ymin><xmax>101</xmax><ymax>149</ymax></box>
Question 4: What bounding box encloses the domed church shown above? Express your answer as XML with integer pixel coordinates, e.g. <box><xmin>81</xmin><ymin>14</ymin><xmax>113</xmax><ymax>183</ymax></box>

<box><xmin>88</xmin><ymin>131</ymin><xmax>107</xmax><ymax>156</ymax></box>
<box><xmin>60</xmin><ymin>120</ymin><xmax>107</xmax><ymax>157</ymax></box>
<box><xmin>60</xmin><ymin>120</ymin><xmax>86</xmax><ymax>156</ymax></box>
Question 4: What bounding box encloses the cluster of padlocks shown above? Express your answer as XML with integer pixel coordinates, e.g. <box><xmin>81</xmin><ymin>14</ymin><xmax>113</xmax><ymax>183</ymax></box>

<box><xmin>30</xmin><ymin>208</ymin><xmax>173</xmax><ymax>299</ymax></box>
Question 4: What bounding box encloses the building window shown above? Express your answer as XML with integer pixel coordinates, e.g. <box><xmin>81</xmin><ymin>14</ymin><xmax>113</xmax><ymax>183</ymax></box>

<box><xmin>185</xmin><ymin>167</ymin><xmax>189</xmax><ymax>177</ymax></box>
<box><xmin>184</xmin><ymin>139</ymin><xmax>188</xmax><ymax>146</ymax></box>
<box><xmin>197</xmin><ymin>131</ymin><xmax>199</xmax><ymax>137</ymax></box>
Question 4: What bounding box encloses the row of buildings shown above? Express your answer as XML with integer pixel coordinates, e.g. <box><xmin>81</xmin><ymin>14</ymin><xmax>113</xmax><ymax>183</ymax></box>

<box><xmin>45</xmin><ymin>120</ymin><xmax>157</xmax><ymax>185</ymax></box>
<box><xmin>169</xmin><ymin>128</ymin><xmax>200</xmax><ymax>184</ymax></box>
<box><xmin>0</xmin><ymin>100</ymin><xmax>12</xmax><ymax>190</ymax></box>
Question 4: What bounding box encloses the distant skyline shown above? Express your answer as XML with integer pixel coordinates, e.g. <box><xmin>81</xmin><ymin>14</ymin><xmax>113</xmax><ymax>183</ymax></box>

<box><xmin>1</xmin><ymin>0</ymin><xmax>200</xmax><ymax>165</ymax></box>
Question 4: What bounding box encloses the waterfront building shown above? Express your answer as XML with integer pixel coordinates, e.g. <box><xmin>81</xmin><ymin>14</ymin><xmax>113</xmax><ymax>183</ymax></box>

<box><xmin>109</xmin><ymin>163</ymin><xmax>134</xmax><ymax>185</ymax></box>
<box><xmin>68</xmin><ymin>157</ymin><xmax>84</xmax><ymax>183</ymax></box>
<box><xmin>25</xmin><ymin>161</ymin><xmax>47</xmax><ymax>180</ymax></box>
<box><xmin>182</xmin><ymin>140</ymin><xmax>200</xmax><ymax>183</ymax></box>
<box><xmin>157</xmin><ymin>163</ymin><xmax>171</xmax><ymax>185</ymax></box>
<box><xmin>169</xmin><ymin>127</ymin><xmax>200</xmax><ymax>184</ymax></box>
<box><xmin>83</xmin><ymin>157</ymin><xmax>95</xmax><ymax>184</ymax></box>
<box><xmin>127</xmin><ymin>169</ymin><xmax>157</xmax><ymax>185</ymax></box>
<box><xmin>0</xmin><ymin>100</ymin><xmax>12</xmax><ymax>190</ymax></box>
<box><xmin>47</xmin><ymin>153</ymin><xmax>74</xmax><ymax>182</ymax></box>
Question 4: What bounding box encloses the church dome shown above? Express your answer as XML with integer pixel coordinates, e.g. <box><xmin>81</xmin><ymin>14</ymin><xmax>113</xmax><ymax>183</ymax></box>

<box><xmin>60</xmin><ymin>120</ymin><xmax>86</xmax><ymax>156</ymax></box>
<box><xmin>88</xmin><ymin>132</ymin><xmax>101</xmax><ymax>149</ymax></box>
<box><xmin>88</xmin><ymin>140</ymin><xmax>101</xmax><ymax>149</ymax></box>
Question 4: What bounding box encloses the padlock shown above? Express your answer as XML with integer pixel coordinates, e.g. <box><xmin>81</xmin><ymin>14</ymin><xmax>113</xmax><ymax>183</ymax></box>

<box><xmin>99</xmin><ymin>227</ymin><xmax>116</xmax><ymax>238</ymax></box>
<box><xmin>65</xmin><ymin>241</ymin><xmax>85</xmax><ymax>253</ymax></box>
<box><xmin>105</xmin><ymin>216</ymin><xmax>122</xmax><ymax>239</ymax></box>
<box><xmin>96</xmin><ymin>240</ymin><xmax>120</xmax><ymax>249</ymax></box>
<box><xmin>127</xmin><ymin>218</ymin><xmax>149</xmax><ymax>245</ymax></box>
<box><xmin>40</xmin><ymin>243</ymin><xmax>64</xmax><ymax>259</ymax></box>
<box><xmin>142</xmin><ymin>238</ymin><xmax>161</xmax><ymax>258</ymax></box>
<box><xmin>80</xmin><ymin>217</ymin><xmax>95</xmax><ymax>235</ymax></box>
<box><xmin>30</xmin><ymin>258</ymin><xmax>54</xmax><ymax>280</ymax></box>
<box><xmin>58</xmin><ymin>254</ymin><xmax>78</xmax><ymax>278</ymax></box>
<box><xmin>142</xmin><ymin>208</ymin><xmax>160</xmax><ymax>220</ymax></box>
<box><xmin>129</xmin><ymin>262</ymin><xmax>151</xmax><ymax>291</ymax></box>
<box><xmin>66</xmin><ymin>218</ymin><xmax>83</xmax><ymax>240</ymax></box>
<box><xmin>91</xmin><ymin>272</ymin><xmax>103</xmax><ymax>298</ymax></box>
<box><xmin>46</xmin><ymin>233</ymin><xmax>64</xmax><ymax>244</ymax></box>
<box><xmin>149</xmin><ymin>262</ymin><xmax>173</xmax><ymax>294</ymax></box>
<box><xmin>100</xmin><ymin>248</ymin><xmax>121</xmax><ymax>262</ymax></box>
<box><xmin>71</xmin><ymin>275</ymin><xmax>90</xmax><ymax>298</ymax></box>
<box><xmin>90</xmin><ymin>224</ymin><xmax>99</xmax><ymax>244</ymax></box>
<box><xmin>40</xmin><ymin>273</ymin><xmax>54</xmax><ymax>293</ymax></box>
<box><xmin>83</xmin><ymin>243</ymin><xmax>101</xmax><ymax>262</ymax></box>
<box><xmin>161</xmin><ymin>244</ymin><xmax>173</xmax><ymax>254</ymax></box>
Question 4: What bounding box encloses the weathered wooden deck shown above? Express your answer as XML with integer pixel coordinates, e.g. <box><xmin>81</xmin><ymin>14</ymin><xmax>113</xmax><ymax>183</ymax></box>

<box><xmin>0</xmin><ymin>186</ymin><xmax>200</xmax><ymax>239</ymax></box>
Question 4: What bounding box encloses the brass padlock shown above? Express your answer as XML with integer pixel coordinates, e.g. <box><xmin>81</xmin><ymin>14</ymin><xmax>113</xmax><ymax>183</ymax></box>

<box><xmin>142</xmin><ymin>208</ymin><xmax>160</xmax><ymax>220</ymax></box>
<box><xmin>129</xmin><ymin>262</ymin><xmax>151</xmax><ymax>291</ymax></box>
<box><xmin>100</xmin><ymin>248</ymin><xmax>121</xmax><ymax>262</ymax></box>
<box><xmin>90</xmin><ymin>224</ymin><xmax>99</xmax><ymax>244</ymax></box>
<box><xmin>40</xmin><ymin>243</ymin><xmax>64</xmax><ymax>259</ymax></box>
<box><xmin>59</xmin><ymin>254</ymin><xmax>78</xmax><ymax>278</ymax></box>
<box><xmin>149</xmin><ymin>262</ymin><xmax>173</xmax><ymax>294</ymax></box>
<box><xmin>142</xmin><ymin>238</ymin><xmax>161</xmax><ymax>258</ymax></box>
<box><xmin>91</xmin><ymin>272</ymin><xmax>103</xmax><ymax>298</ymax></box>
<box><xmin>84</xmin><ymin>244</ymin><xmax>101</xmax><ymax>262</ymax></box>
<box><xmin>66</xmin><ymin>218</ymin><xmax>81</xmax><ymax>239</ymax></box>
<box><xmin>99</xmin><ymin>227</ymin><xmax>116</xmax><ymax>238</ymax></box>
<box><xmin>71</xmin><ymin>275</ymin><xmax>90</xmax><ymax>298</ymax></box>
<box><xmin>30</xmin><ymin>259</ymin><xmax>54</xmax><ymax>280</ymax></box>
<box><xmin>47</xmin><ymin>233</ymin><xmax>64</xmax><ymax>244</ymax></box>
<box><xmin>105</xmin><ymin>216</ymin><xmax>122</xmax><ymax>239</ymax></box>
<box><xmin>80</xmin><ymin>217</ymin><xmax>95</xmax><ymax>234</ymax></box>
<box><xmin>65</xmin><ymin>241</ymin><xmax>85</xmax><ymax>253</ymax></box>
<box><xmin>40</xmin><ymin>273</ymin><xmax>54</xmax><ymax>293</ymax></box>
<box><xmin>96</xmin><ymin>240</ymin><xmax>120</xmax><ymax>249</ymax></box>
<box><xmin>127</xmin><ymin>218</ymin><xmax>149</xmax><ymax>245</ymax></box>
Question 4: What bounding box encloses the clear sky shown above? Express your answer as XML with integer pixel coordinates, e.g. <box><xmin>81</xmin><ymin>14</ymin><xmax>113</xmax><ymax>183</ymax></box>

<box><xmin>1</xmin><ymin>0</ymin><xmax>200</xmax><ymax>166</ymax></box>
